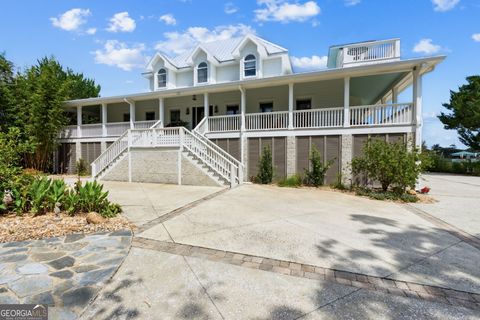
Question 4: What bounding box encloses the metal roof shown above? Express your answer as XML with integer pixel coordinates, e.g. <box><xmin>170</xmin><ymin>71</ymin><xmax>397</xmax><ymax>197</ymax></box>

<box><xmin>162</xmin><ymin>35</ymin><xmax>288</xmax><ymax>69</ymax></box>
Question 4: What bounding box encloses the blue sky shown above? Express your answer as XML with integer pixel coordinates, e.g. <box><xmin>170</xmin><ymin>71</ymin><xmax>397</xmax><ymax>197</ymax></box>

<box><xmin>1</xmin><ymin>0</ymin><xmax>479</xmax><ymax>147</ymax></box>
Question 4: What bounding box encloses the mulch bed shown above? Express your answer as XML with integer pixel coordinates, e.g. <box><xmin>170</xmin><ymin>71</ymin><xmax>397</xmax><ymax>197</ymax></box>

<box><xmin>0</xmin><ymin>212</ymin><xmax>135</xmax><ymax>243</ymax></box>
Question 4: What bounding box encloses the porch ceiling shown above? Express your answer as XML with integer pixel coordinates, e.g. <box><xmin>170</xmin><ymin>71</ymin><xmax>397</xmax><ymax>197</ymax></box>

<box><xmin>351</xmin><ymin>72</ymin><xmax>408</xmax><ymax>105</ymax></box>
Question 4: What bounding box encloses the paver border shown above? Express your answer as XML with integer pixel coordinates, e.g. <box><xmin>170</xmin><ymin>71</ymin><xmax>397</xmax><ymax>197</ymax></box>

<box><xmin>132</xmin><ymin>237</ymin><xmax>480</xmax><ymax>311</ymax></box>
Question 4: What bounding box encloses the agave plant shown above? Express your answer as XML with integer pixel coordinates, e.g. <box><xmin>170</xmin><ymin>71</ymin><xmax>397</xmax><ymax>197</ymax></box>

<box><xmin>77</xmin><ymin>181</ymin><xmax>109</xmax><ymax>213</ymax></box>
<box><xmin>64</xmin><ymin>190</ymin><xmax>80</xmax><ymax>216</ymax></box>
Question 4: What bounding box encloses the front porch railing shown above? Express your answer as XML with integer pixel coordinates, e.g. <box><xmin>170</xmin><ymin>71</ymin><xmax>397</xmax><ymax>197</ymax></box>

<box><xmin>59</xmin><ymin>120</ymin><xmax>161</xmax><ymax>139</ymax></box>
<box><xmin>350</xmin><ymin>103</ymin><xmax>413</xmax><ymax>126</ymax></box>
<box><xmin>245</xmin><ymin>111</ymin><xmax>289</xmax><ymax>130</ymax></box>
<box><xmin>201</xmin><ymin>103</ymin><xmax>413</xmax><ymax>133</ymax></box>
<box><xmin>293</xmin><ymin>107</ymin><xmax>343</xmax><ymax>128</ymax></box>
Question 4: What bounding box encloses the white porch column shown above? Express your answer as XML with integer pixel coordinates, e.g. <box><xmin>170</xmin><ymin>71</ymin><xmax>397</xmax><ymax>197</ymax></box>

<box><xmin>343</xmin><ymin>77</ymin><xmax>350</xmax><ymax>127</ymax></box>
<box><xmin>240</xmin><ymin>87</ymin><xmax>246</xmax><ymax>131</ymax></box>
<box><xmin>412</xmin><ymin>68</ymin><xmax>423</xmax><ymax>150</ymax></box>
<box><xmin>128</xmin><ymin>100</ymin><xmax>135</xmax><ymax>129</ymax></box>
<box><xmin>288</xmin><ymin>83</ymin><xmax>294</xmax><ymax>129</ymax></box>
<box><xmin>77</xmin><ymin>105</ymin><xmax>82</xmax><ymax>138</ymax></box>
<box><xmin>203</xmin><ymin>92</ymin><xmax>209</xmax><ymax>118</ymax></box>
<box><xmin>159</xmin><ymin>97</ymin><xmax>165</xmax><ymax>127</ymax></box>
<box><xmin>101</xmin><ymin>103</ymin><xmax>107</xmax><ymax>137</ymax></box>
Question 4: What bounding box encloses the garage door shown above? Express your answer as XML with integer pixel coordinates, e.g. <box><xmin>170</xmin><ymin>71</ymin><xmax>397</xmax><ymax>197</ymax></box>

<box><xmin>80</xmin><ymin>142</ymin><xmax>102</xmax><ymax>174</ymax></box>
<box><xmin>211</xmin><ymin>138</ymin><xmax>241</xmax><ymax>161</ymax></box>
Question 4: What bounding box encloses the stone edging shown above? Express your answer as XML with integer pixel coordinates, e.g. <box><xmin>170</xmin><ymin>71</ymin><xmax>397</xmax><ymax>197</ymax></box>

<box><xmin>133</xmin><ymin>237</ymin><xmax>480</xmax><ymax>311</ymax></box>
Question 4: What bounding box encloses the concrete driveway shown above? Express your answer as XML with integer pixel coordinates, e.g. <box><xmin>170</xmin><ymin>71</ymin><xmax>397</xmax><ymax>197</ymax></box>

<box><xmin>82</xmin><ymin>175</ymin><xmax>480</xmax><ymax>319</ymax></box>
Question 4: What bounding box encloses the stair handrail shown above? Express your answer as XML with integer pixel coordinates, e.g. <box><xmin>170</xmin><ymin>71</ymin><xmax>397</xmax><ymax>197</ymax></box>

<box><xmin>150</xmin><ymin>119</ymin><xmax>163</xmax><ymax>129</ymax></box>
<box><xmin>182</xmin><ymin>128</ymin><xmax>240</xmax><ymax>185</ymax></box>
<box><xmin>193</xmin><ymin>117</ymin><xmax>208</xmax><ymax>135</ymax></box>
<box><xmin>193</xmin><ymin>118</ymin><xmax>244</xmax><ymax>182</ymax></box>
<box><xmin>91</xmin><ymin>130</ymin><xmax>129</xmax><ymax>178</ymax></box>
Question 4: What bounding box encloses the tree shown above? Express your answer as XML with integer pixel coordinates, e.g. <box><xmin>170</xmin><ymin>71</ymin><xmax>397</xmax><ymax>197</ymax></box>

<box><xmin>256</xmin><ymin>146</ymin><xmax>273</xmax><ymax>184</ymax></box>
<box><xmin>3</xmin><ymin>56</ymin><xmax>101</xmax><ymax>171</ymax></box>
<box><xmin>438</xmin><ymin>76</ymin><xmax>480</xmax><ymax>150</ymax></box>
<box><xmin>0</xmin><ymin>53</ymin><xmax>15</xmax><ymax>132</ymax></box>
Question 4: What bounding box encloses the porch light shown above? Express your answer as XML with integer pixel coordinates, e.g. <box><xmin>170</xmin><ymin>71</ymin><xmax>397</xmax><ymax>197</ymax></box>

<box><xmin>186</xmin><ymin>107</ymin><xmax>190</xmax><ymax>115</ymax></box>
<box><xmin>192</xmin><ymin>95</ymin><xmax>197</xmax><ymax>101</ymax></box>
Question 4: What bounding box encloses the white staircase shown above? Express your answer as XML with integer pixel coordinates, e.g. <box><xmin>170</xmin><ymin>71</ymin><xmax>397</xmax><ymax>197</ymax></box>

<box><xmin>91</xmin><ymin>119</ymin><xmax>244</xmax><ymax>188</ymax></box>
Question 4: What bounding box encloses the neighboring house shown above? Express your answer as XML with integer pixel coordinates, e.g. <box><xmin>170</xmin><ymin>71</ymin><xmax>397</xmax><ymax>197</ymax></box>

<box><xmin>57</xmin><ymin>35</ymin><xmax>445</xmax><ymax>187</ymax></box>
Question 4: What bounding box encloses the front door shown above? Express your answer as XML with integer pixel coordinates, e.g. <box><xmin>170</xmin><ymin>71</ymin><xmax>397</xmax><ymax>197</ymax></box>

<box><xmin>192</xmin><ymin>106</ymin><xmax>214</xmax><ymax>129</ymax></box>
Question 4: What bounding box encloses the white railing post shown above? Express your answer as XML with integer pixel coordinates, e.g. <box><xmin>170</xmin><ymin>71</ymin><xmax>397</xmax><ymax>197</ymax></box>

<box><xmin>91</xmin><ymin>163</ymin><xmax>96</xmax><ymax>178</ymax></box>
<box><xmin>343</xmin><ymin>77</ymin><xmax>350</xmax><ymax>127</ymax></box>
<box><xmin>77</xmin><ymin>105</ymin><xmax>82</xmax><ymax>138</ymax></box>
<box><xmin>413</xmin><ymin>67</ymin><xmax>423</xmax><ymax>150</ymax></box>
<box><xmin>288</xmin><ymin>83</ymin><xmax>294</xmax><ymax>129</ymax></box>
<box><xmin>230</xmin><ymin>162</ymin><xmax>235</xmax><ymax>187</ymax></box>
<box><xmin>127</xmin><ymin>130</ymin><xmax>132</xmax><ymax>183</ymax></box>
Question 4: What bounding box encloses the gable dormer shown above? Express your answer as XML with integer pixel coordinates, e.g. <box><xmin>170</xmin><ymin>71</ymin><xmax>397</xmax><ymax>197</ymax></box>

<box><xmin>187</xmin><ymin>46</ymin><xmax>217</xmax><ymax>85</ymax></box>
<box><xmin>232</xmin><ymin>36</ymin><xmax>266</xmax><ymax>80</ymax></box>
<box><xmin>145</xmin><ymin>53</ymin><xmax>177</xmax><ymax>90</ymax></box>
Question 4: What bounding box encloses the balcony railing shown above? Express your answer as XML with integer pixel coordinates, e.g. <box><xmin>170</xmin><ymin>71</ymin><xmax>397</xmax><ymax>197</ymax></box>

<box><xmin>204</xmin><ymin>103</ymin><xmax>413</xmax><ymax>133</ymax></box>
<box><xmin>59</xmin><ymin>120</ymin><xmax>158</xmax><ymax>139</ymax></box>
<box><xmin>337</xmin><ymin>39</ymin><xmax>400</xmax><ymax>68</ymax></box>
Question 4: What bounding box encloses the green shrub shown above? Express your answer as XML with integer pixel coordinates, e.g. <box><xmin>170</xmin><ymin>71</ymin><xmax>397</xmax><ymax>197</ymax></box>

<box><xmin>76</xmin><ymin>158</ymin><xmax>89</xmax><ymax>176</ymax></box>
<box><xmin>304</xmin><ymin>146</ymin><xmax>332</xmax><ymax>187</ymax></box>
<box><xmin>331</xmin><ymin>173</ymin><xmax>348</xmax><ymax>190</ymax></box>
<box><xmin>278</xmin><ymin>174</ymin><xmax>303</xmax><ymax>188</ymax></box>
<box><xmin>352</xmin><ymin>139</ymin><xmax>421</xmax><ymax>192</ymax></box>
<box><xmin>355</xmin><ymin>187</ymin><xmax>418</xmax><ymax>203</ymax></box>
<box><xmin>256</xmin><ymin>146</ymin><xmax>273</xmax><ymax>184</ymax></box>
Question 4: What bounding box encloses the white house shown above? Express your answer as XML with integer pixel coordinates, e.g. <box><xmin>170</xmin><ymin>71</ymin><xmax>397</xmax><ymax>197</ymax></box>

<box><xmin>58</xmin><ymin>35</ymin><xmax>445</xmax><ymax>187</ymax></box>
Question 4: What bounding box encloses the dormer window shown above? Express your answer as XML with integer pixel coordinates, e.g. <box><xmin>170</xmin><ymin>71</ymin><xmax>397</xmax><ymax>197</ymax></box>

<box><xmin>157</xmin><ymin>69</ymin><xmax>167</xmax><ymax>88</ymax></box>
<box><xmin>197</xmin><ymin>62</ymin><xmax>208</xmax><ymax>83</ymax></box>
<box><xmin>244</xmin><ymin>54</ymin><xmax>256</xmax><ymax>77</ymax></box>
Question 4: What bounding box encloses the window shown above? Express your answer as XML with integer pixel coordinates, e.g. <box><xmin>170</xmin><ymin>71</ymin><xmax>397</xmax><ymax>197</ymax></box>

<box><xmin>244</xmin><ymin>54</ymin><xmax>256</xmax><ymax>77</ymax></box>
<box><xmin>157</xmin><ymin>68</ymin><xmax>167</xmax><ymax>88</ymax></box>
<box><xmin>197</xmin><ymin>62</ymin><xmax>208</xmax><ymax>83</ymax></box>
<box><xmin>226</xmin><ymin>105</ymin><xmax>239</xmax><ymax>115</ymax></box>
<box><xmin>259</xmin><ymin>102</ymin><xmax>273</xmax><ymax>113</ymax></box>
<box><xmin>296</xmin><ymin>99</ymin><xmax>312</xmax><ymax>110</ymax></box>
<box><xmin>170</xmin><ymin>110</ymin><xmax>181</xmax><ymax>123</ymax></box>
<box><xmin>145</xmin><ymin>111</ymin><xmax>155</xmax><ymax>121</ymax></box>
<box><xmin>123</xmin><ymin>113</ymin><xmax>130</xmax><ymax>122</ymax></box>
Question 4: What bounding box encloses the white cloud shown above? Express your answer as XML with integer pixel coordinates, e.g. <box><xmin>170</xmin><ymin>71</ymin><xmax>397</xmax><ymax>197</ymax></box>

<box><xmin>431</xmin><ymin>0</ymin><xmax>460</xmax><ymax>12</ymax></box>
<box><xmin>50</xmin><ymin>8</ymin><xmax>91</xmax><ymax>32</ymax></box>
<box><xmin>224</xmin><ymin>2</ymin><xmax>238</xmax><ymax>14</ymax></box>
<box><xmin>291</xmin><ymin>55</ymin><xmax>328</xmax><ymax>71</ymax></box>
<box><xmin>159</xmin><ymin>14</ymin><xmax>177</xmax><ymax>26</ymax></box>
<box><xmin>93</xmin><ymin>40</ymin><xmax>146</xmax><ymax>71</ymax></box>
<box><xmin>86</xmin><ymin>28</ymin><xmax>97</xmax><ymax>35</ymax></box>
<box><xmin>107</xmin><ymin>12</ymin><xmax>136</xmax><ymax>33</ymax></box>
<box><xmin>472</xmin><ymin>33</ymin><xmax>480</xmax><ymax>42</ymax></box>
<box><xmin>345</xmin><ymin>0</ymin><xmax>361</xmax><ymax>6</ymax></box>
<box><xmin>255</xmin><ymin>0</ymin><xmax>320</xmax><ymax>23</ymax></box>
<box><xmin>155</xmin><ymin>24</ymin><xmax>255</xmax><ymax>55</ymax></box>
<box><xmin>413</xmin><ymin>38</ymin><xmax>442</xmax><ymax>54</ymax></box>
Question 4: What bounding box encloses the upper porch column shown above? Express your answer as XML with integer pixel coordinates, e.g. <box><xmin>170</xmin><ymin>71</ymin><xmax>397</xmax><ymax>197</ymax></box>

<box><xmin>412</xmin><ymin>67</ymin><xmax>423</xmax><ymax>150</ymax></box>
<box><xmin>240</xmin><ymin>87</ymin><xmax>246</xmax><ymax>131</ymax></box>
<box><xmin>101</xmin><ymin>103</ymin><xmax>107</xmax><ymax>137</ymax></box>
<box><xmin>288</xmin><ymin>83</ymin><xmax>294</xmax><ymax>129</ymax></box>
<box><xmin>204</xmin><ymin>92</ymin><xmax>209</xmax><ymax>118</ymax></box>
<box><xmin>77</xmin><ymin>105</ymin><xmax>82</xmax><ymax>138</ymax></box>
<box><xmin>125</xmin><ymin>99</ymin><xmax>135</xmax><ymax>129</ymax></box>
<box><xmin>343</xmin><ymin>77</ymin><xmax>350</xmax><ymax>127</ymax></box>
<box><xmin>159</xmin><ymin>97</ymin><xmax>165</xmax><ymax>127</ymax></box>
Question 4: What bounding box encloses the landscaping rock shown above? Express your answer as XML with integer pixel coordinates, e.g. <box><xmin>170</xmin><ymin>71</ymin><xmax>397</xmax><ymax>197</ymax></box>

<box><xmin>86</xmin><ymin>212</ymin><xmax>105</xmax><ymax>225</ymax></box>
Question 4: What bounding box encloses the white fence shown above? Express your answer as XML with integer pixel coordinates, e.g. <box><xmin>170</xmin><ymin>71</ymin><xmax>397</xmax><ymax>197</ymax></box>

<box><xmin>208</xmin><ymin>115</ymin><xmax>241</xmax><ymax>132</ymax></box>
<box><xmin>340</xmin><ymin>39</ymin><xmax>400</xmax><ymax>67</ymax></box>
